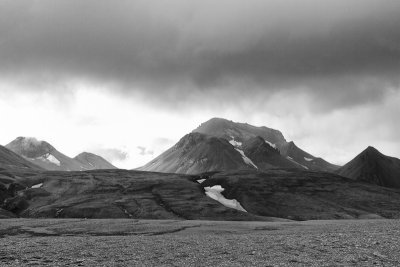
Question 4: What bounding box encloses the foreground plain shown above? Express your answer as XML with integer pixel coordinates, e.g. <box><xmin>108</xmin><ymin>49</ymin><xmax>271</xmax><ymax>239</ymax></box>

<box><xmin>0</xmin><ymin>219</ymin><xmax>400</xmax><ymax>266</ymax></box>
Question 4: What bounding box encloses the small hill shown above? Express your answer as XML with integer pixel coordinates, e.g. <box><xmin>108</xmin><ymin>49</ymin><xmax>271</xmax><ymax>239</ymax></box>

<box><xmin>74</xmin><ymin>152</ymin><xmax>116</xmax><ymax>169</ymax></box>
<box><xmin>338</xmin><ymin>146</ymin><xmax>400</xmax><ymax>188</ymax></box>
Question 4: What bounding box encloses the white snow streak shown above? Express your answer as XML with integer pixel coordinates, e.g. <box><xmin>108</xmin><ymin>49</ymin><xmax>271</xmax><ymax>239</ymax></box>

<box><xmin>31</xmin><ymin>183</ymin><xmax>43</xmax><ymax>189</ymax></box>
<box><xmin>265</xmin><ymin>140</ymin><xmax>276</xmax><ymax>148</ymax></box>
<box><xmin>197</xmin><ymin>179</ymin><xmax>206</xmax><ymax>183</ymax></box>
<box><xmin>304</xmin><ymin>157</ymin><xmax>313</xmax><ymax>161</ymax></box>
<box><xmin>286</xmin><ymin>156</ymin><xmax>308</xmax><ymax>170</ymax></box>
<box><xmin>235</xmin><ymin>148</ymin><xmax>258</xmax><ymax>169</ymax></box>
<box><xmin>229</xmin><ymin>137</ymin><xmax>242</xmax><ymax>148</ymax></box>
<box><xmin>204</xmin><ymin>185</ymin><xmax>247</xmax><ymax>212</ymax></box>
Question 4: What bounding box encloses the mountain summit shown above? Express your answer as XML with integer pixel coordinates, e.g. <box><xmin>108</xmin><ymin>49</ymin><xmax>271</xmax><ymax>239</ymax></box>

<box><xmin>6</xmin><ymin>137</ymin><xmax>116</xmax><ymax>171</ymax></box>
<box><xmin>338</xmin><ymin>146</ymin><xmax>400</xmax><ymax>188</ymax></box>
<box><xmin>139</xmin><ymin>118</ymin><xmax>339</xmax><ymax>174</ymax></box>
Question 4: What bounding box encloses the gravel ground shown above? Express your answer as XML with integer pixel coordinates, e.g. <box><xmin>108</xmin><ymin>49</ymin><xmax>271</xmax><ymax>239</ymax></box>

<box><xmin>0</xmin><ymin>219</ymin><xmax>399</xmax><ymax>266</ymax></box>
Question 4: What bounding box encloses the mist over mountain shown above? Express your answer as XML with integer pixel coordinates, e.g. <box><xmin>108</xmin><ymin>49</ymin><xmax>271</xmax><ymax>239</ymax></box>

<box><xmin>6</xmin><ymin>137</ymin><xmax>116</xmax><ymax>171</ymax></box>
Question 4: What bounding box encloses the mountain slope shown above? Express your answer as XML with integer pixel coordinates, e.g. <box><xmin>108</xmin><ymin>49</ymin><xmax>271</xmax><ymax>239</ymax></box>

<box><xmin>241</xmin><ymin>137</ymin><xmax>300</xmax><ymax>169</ymax></box>
<box><xmin>0</xmin><ymin>145</ymin><xmax>43</xmax><ymax>171</ymax></box>
<box><xmin>195</xmin><ymin>118</ymin><xmax>339</xmax><ymax>172</ymax></box>
<box><xmin>280</xmin><ymin>141</ymin><xmax>340</xmax><ymax>172</ymax></box>
<box><xmin>138</xmin><ymin>132</ymin><xmax>257</xmax><ymax>174</ymax></box>
<box><xmin>74</xmin><ymin>152</ymin><xmax>116</xmax><ymax>169</ymax></box>
<box><xmin>6</xmin><ymin>137</ymin><xmax>116</xmax><ymax>171</ymax></box>
<box><xmin>338</xmin><ymin>146</ymin><xmax>400</xmax><ymax>188</ymax></box>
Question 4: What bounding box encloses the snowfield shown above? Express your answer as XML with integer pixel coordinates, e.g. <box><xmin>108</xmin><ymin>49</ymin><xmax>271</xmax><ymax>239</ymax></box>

<box><xmin>204</xmin><ymin>185</ymin><xmax>247</xmax><ymax>212</ymax></box>
<box><xmin>229</xmin><ymin>137</ymin><xmax>242</xmax><ymax>148</ymax></box>
<box><xmin>31</xmin><ymin>183</ymin><xmax>43</xmax><ymax>189</ymax></box>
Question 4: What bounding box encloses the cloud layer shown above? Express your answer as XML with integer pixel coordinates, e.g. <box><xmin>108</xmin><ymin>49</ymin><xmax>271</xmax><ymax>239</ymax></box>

<box><xmin>0</xmin><ymin>0</ymin><xmax>399</xmax><ymax>167</ymax></box>
<box><xmin>1</xmin><ymin>0</ymin><xmax>399</xmax><ymax>110</ymax></box>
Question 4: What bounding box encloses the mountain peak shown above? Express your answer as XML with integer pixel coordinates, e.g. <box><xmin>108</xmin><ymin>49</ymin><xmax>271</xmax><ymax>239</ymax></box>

<box><xmin>6</xmin><ymin>136</ymin><xmax>54</xmax><ymax>158</ymax></box>
<box><xmin>338</xmin><ymin>146</ymin><xmax>400</xmax><ymax>188</ymax></box>
<box><xmin>365</xmin><ymin>146</ymin><xmax>380</xmax><ymax>153</ymax></box>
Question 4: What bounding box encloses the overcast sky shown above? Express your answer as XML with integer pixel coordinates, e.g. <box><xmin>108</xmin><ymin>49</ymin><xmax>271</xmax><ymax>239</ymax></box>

<box><xmin>1</xmin><ymin>0</ymin><xmax>399</xmax><ymax>168</ymax></box>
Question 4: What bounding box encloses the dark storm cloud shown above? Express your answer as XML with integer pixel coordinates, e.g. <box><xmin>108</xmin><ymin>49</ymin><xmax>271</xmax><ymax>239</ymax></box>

<box><xmin>1</xmin><ymin>0</ymin><xmax>400</xmax><ymax>109</ymax></box>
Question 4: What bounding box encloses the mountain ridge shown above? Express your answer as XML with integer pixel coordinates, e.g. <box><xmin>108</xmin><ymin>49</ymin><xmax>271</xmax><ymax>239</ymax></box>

<box><xmin>139</xmin><ymin>118</ymin><xmax>339</xmax><ymax>174</ymax></box>
<box><xmin>6</xmin><ymin>137</ymin><xmax>116</xmax><ymax>171</ymax></box>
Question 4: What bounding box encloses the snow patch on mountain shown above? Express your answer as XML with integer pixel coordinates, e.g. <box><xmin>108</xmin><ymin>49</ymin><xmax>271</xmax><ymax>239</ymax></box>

<box><xmin>304</xmin><ymin>157</ymin><xmax>313</xmax><ymax>161</ymax></box>
<box><xmin>197</xmin><ymin>179</ymin><xmax>206</xmax><ymax>183</ymax></box>
<box><xmin>47</xmin><ymin>154</ymin><xmax>61</xmax><ymax>166</ymax></box>
<box><xmin>235</xmin><ymin>148</ymin><xmax>258</xmax><ymax>169</ymax></box>
<box><xmin>286</xmin><ymin>156</ymin><xmax>309</xmax><ymax>170</ymax></box>
<box><xmin>204</xmin><ymin>185</ymin><xmax>247</xmax><ymax>212</ymax></box>
<box><xmin>265</xmin><ymin>140</ymin><xmax>276</xmax><ymax>148</ymax></box>
<box><xmin>31</xmin><ymin>183</ymin><xmax>43</xmax><ymax>189</ymax></box>
<box><xmin>229</xmin><ymin>137</ymin><xmax>242</xmax><ymax>148</ymax></box>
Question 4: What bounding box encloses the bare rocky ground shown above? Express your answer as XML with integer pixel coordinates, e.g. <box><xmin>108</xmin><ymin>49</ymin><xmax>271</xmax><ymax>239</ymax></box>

<box><xmin>0</xmin><ymin>219</ymin><xmax>399</xmax><ymax>266</ymax></box>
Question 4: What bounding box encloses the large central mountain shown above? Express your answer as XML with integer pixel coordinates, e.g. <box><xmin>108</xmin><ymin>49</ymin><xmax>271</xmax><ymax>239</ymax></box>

<box><xmin>338</xmin><ymin>146</ymin><xmax>400</xmax><ymax>188</ymax></box>
<box><xmin>139</xmin><ymin>118</ymin><xmax>339</xmax><ymax>174</ymax></box>
<box><xmin>6</xmin><ymin>137</ymin><xmax>116</xmax><ymax>171</ymax></box>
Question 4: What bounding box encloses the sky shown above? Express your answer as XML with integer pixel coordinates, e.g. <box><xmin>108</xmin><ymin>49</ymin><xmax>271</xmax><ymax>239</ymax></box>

<box><xmin>0</xmin><ymin>0</ymin><xmax>399</xmax><ymax>168</ymax></box>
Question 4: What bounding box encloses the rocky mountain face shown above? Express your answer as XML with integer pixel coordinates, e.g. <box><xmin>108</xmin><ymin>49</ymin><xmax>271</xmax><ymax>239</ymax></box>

<box><xmin>138</xmin><ymin>132</ymin><xmax>254</xmax><ymax>174</ymax></box>
<box><xmin>338</xmin><ymin>146</ymin><xmax>400</xmax><ymax>188</ymax></box>
<box><xmin>74</xmin><ymin>152</ymin><xmax>116</xmax><ymax>170</ymax></box>
<box><xmin>6</xmin><ymin>137</ymin><xmax>116</xmax><ymax>171</ymax></box>
<box><xmin>0</xmin><ymin>145</ymin><xmax>43</xmax><ymax>171</ymax></box>
<box><xmin>139</xmin><ymin>118</ymin><xmax>339</xmax><ymax>174</ymax></box>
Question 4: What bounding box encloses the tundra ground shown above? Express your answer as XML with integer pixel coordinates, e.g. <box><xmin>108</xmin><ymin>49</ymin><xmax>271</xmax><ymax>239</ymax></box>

<box><xmin>0</xmin><ymin>219</ymin><xmax>399</xmax><ymax>266</ymax></box>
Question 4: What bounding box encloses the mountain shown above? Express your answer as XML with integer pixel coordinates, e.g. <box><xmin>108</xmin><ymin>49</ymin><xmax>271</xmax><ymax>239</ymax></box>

<box><xmin>338</xmin><ymin>146</ymin><xmax>400</xmax><ymax>188</ymax></box>
<box><xmin>241</xmin><ymin>137</ymin><xmax>300</xmax><ymax>169</ymax></box>
<box><xmin>139</xmin><ymin>118</ymin><xmax>339</xmax><ymax>174</ymax></box>
<box><xmin>138</xmin><ymin>132</ymin><xmax>254</xmax><ymax>174</ymax></box>
<box><xmin>194</xmin><ymin>118</ymin><xmax>339</xmax><ymax>172</ymax></box>
<box><xmin>5</xmin><ymin>137</ymin><xmax>116</xmax><ymax>171</ymax></box>
<box><xmin>0</xmin><ymin>145</ymin><xmax>43</xmax><ymax>171</ymax></box>
<box><xmin>74</xmin><ymin>152</ymin><xmax>116</xmax><ymax>169</ymax></box>
<box><xmin>279</xmin><ymin>141</ymin><xmax>339</xmax><ymax>172</ymax></box>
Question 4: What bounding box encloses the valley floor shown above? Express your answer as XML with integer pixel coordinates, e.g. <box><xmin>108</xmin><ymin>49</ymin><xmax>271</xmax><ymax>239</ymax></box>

<box><xmin>0</xmin><ymin>219</ymin><xmax>399</xmax><ymax>266</ymax></box>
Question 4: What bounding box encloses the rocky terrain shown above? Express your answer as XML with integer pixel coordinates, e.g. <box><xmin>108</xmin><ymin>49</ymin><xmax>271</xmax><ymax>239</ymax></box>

<box><xmin>6</xmin><ymin>137</ymin><xmax>116</xmax><ymax>171</ymax></box>
<box><xmin>338</xmin><ymin>146</ymin><xmax>400</xmax><ymax>188</ymax></box>
<box><xmin>0</xmin><ymin>219</ymin><xmax>399</xmax><ymax>266</ymax></box>
<box><xmin>2</xmin><ymin>167</ymin><xmax>400</xmax><ymax>220</ymax></box>
<box><xmin>139</xmin><ymin>118</ymin><xmax>339</xmax><ymax>174</ymax></box>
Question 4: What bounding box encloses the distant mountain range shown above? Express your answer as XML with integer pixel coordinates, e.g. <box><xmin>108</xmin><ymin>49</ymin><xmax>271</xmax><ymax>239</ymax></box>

<box><xmin>1</xmin><ymin>119</ymin><xmax>400</xmax><ymax>220</ymax></box>
<box><xmin>5</xmin><ymin>137</ymin><xmax>116</xmax><ymax>171</ymax></box>
<box><xmin>139</xmin><ymin>118</ymin><xmax>340</xmax><ymax>174</ymax></box>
